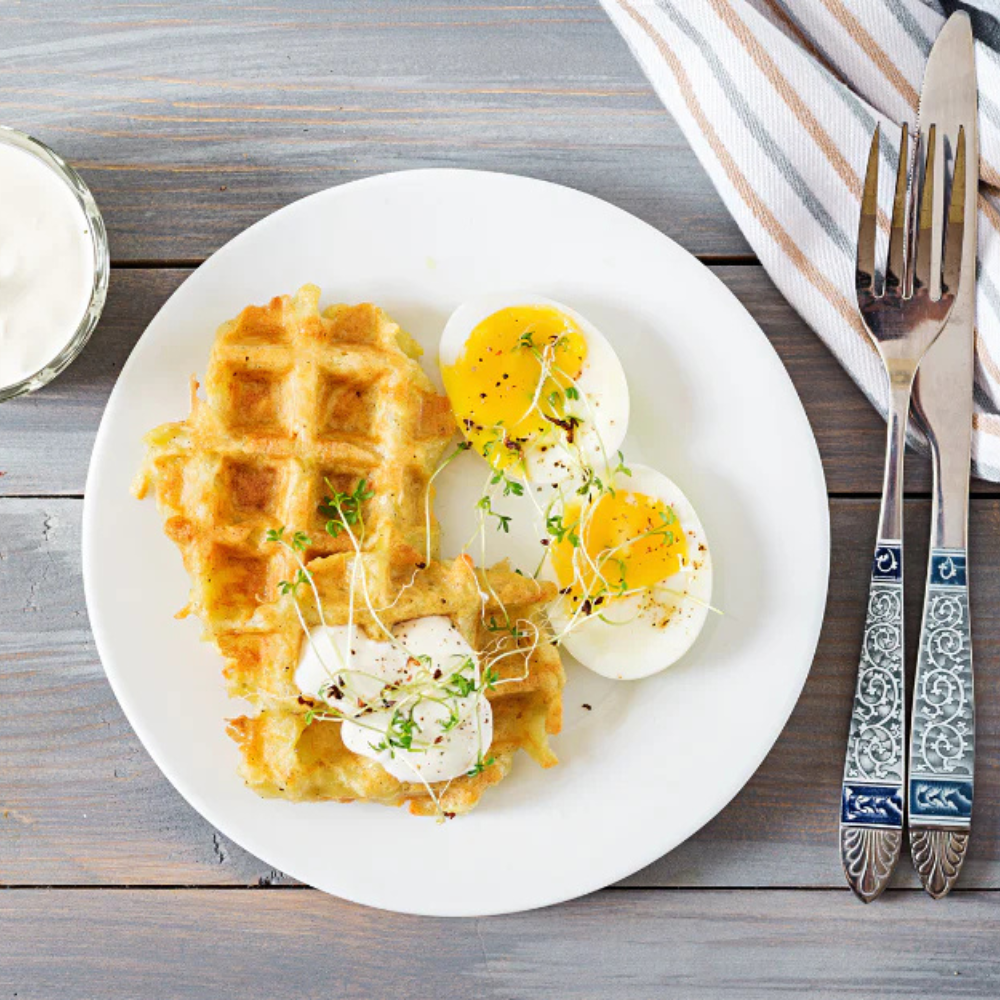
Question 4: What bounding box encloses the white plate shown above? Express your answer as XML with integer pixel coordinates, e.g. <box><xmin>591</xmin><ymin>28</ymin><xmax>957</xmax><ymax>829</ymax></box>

<box><xmin>83</xmin><ymin>170</ymin><xmax>829</xmax><ymax>917</ymax></box>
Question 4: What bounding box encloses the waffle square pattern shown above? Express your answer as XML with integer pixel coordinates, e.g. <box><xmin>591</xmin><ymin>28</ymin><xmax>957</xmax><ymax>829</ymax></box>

<box><xmin>134</xmin><ymin>286</ymin><xmax>565</xmax><ymax>816</ymax></box>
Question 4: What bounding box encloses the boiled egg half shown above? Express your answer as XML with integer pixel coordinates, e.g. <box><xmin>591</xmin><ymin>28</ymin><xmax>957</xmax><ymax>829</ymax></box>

<box><xmin>439</xmin><ymin>294</ymin><xmax>629</xmax><ymax>484</ymax></box>
<box><xmin>543</xmin><ymin>462</ymin><xmax>712</xmax><ymax>679</ymax></box>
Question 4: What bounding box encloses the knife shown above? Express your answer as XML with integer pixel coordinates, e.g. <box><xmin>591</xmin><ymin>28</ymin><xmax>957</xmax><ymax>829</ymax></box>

<box><xmin>908</xmin><ymin>11</ymin><xmax>979</xmax><ymax>899</ymax></box>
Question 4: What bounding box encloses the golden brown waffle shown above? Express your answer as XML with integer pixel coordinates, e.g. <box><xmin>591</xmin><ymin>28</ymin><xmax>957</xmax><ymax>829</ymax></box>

<box><xmin>228</xmin><ymin>556</ymin><xmax>564</xmax><ymax>816</ymax></box>
<box><xmin>135</xmin><ymin>285</ymin><xmax>565</xmax><ymax>816</ymax></box>
<box><xmin>133</xmin><ymin>285</ymin><xmax>455</xmax><ymax>632</ymax></box>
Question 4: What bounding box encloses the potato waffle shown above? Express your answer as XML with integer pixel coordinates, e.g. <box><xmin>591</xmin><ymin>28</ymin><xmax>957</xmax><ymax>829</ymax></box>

<box><xmin>228</xmin><ymin>556</ymin><xmax>564</xmax><ymax>815</ymax></box>
<box><xmin>134</xmin><ymin>285</ymin><xmax>564</xmax><ymax>816</ymax></box>
<box><xmin>133</xmin><ymin>285</ymin><xmax>455</xmax><ymax>631</ymax></box>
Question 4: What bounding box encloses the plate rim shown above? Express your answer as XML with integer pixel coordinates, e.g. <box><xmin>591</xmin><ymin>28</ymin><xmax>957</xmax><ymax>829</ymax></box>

<box><xmin>82</xmin><ymin>167</ymin><xmax>830</xmax><ymax>916</ymax></box>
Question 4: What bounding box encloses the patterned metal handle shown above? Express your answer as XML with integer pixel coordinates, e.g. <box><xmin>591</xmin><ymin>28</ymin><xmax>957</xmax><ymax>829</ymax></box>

<box><xmin>908</xmin><ymin>548</ymin><xmax>974</xmax><ymax>898</ymax></box>
<box><xmin>840</xmin><ymin>541</ymin><xmax>905</xmax><ymax>902</ymax></box>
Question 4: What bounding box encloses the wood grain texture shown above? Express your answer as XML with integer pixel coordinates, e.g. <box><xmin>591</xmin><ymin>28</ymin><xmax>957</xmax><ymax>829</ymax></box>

<box><xmin>2</xmin><ymin>888</ymin><xmax>999</xmax><ymax>999</ymax></box>
<box><xmin>0</xmin><ymin>0</ymin><xmax>747</xmax><ymax>260</ymax></box>
<box><xmin>3</xmin><ymin>496</ymin><xmax>998</xmax><ymax>888</ymax></box>
<box><xmin>0</xmin><ymin>266</ymin><xmax>958</xmax><ymax>497</ymax></box>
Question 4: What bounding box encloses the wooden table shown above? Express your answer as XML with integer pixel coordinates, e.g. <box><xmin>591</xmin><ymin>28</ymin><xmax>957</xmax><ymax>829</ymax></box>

<box><xmin>2</xmin><ymin>3</ymin><xmax>998</xmax><ymax>996</ymax></box>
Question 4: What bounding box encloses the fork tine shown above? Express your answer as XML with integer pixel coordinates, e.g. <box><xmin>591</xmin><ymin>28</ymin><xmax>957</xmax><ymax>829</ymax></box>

<box><xmin>885</xmin><ymin>122</ymin><xmax>909</xmax><ymax>293</ymax></box>
<box><xmin>913</xmin><ymin>124</ymin><xmax>938</xmax><ymax>296</ymax></box>
<box><xmin>856</xmin><ymin>126</ymin><xmax>880</xmax><ymax>302</ymax></box>
<box><xmin>942</xmin><ymin>125</ymin><xmax>966</xmax><ymax>298</ymax></box>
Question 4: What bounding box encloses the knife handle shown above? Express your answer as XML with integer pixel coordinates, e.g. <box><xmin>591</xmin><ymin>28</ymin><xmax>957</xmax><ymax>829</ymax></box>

<box><xmin>840</xmin><ymin>540</ymin><xmax>905</xmax><ymax>902</ymax></box>
<box><xmin>908</xmin><ymin>547</ymin><xmax>974</xmax><ymax>898</ymax></box>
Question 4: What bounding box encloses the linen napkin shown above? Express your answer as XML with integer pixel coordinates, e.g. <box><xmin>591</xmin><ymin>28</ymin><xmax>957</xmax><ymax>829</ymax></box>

<box><xmin>599</xmin><ymin>0</ymin><xmax>1000</xmax><ymax>479</ymax></box>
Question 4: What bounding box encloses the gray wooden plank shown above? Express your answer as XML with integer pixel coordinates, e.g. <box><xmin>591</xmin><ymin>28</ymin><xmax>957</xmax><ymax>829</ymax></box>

<box><xmin>3</xmin><ymin>496</ymin><xmax>998</xmax><ymax>888</ymax></box>
<box><xmin>1</xmin><ymin>888</ymin><xmax>998</xmax><ymax>999</ymax></box>
<box><xmin>0</xmin><ymin>0</ymin><xmax>747</xmax><ymax>260</ymax></box>
<box><xmin>0</xmin><ymin>266</ymin><xmax>952</xmax><ymax>497</ymax></box>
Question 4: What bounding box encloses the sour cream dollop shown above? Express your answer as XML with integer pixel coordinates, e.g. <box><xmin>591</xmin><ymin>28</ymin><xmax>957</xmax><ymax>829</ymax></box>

<box><xmin>0</xmin><ymin>139</ymin><xmax>95</xmax><ymax>389</ymax></box>
<box><xmin>295</xmin><ymin>616</ymin><xmax>493</xmax><ymax>784</ymax></box>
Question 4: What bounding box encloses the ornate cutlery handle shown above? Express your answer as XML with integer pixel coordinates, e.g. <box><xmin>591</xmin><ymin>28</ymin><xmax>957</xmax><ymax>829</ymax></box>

<box><xmin>908</xmin><ymin>548</ymin><xmax>973</xmax><ymax>898</ymax></box>
<box><xmin>840</xmin><ymin>540</ymin><xmax>905</xmax><ymax>902</ymax></box>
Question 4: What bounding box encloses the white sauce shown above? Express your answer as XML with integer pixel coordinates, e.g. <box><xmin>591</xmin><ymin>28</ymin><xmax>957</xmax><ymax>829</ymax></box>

<box><xmin>295</xmin><ymin>616</ymin><xmax>493</xmax><ymax>784</ymax></box>
<box><xmin>0</xmin><ymin>141</ymin><xmax>94</xmax><ymax>389</ymax></box>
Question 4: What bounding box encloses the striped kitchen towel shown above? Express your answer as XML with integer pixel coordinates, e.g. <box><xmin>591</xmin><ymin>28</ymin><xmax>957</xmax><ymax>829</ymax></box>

<box><xmin>599</xmin><ymin>0</ymin><xmax>1000</xmax><ymax>479</ymax></box>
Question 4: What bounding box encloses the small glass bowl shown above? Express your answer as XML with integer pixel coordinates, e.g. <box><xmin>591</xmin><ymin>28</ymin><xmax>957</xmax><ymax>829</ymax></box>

<box><xmin>0</xmin><ymin>126</ymin><xmax>110</xmax><ymax>403</ymax></box>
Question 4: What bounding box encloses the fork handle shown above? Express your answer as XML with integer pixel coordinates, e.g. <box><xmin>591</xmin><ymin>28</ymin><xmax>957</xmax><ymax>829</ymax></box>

<box><xmin>839</xmin><ymin>375</ymin><xmax>910</xmax><ymax>902</ymax></box>
<box><xmin>908</xmin><ymin>547</ymin><xmax>973</xmax><ymax>898</ymax></box>
<box><xmin>840</xmin><ymin>538</ymin><xmax>905</xmax><ymax>902</ymax></box>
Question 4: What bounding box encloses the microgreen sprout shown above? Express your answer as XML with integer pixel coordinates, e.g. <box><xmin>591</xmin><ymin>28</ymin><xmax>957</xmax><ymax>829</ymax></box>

<box><xmin>443</xmin><ymin>660</ymin><xmax>478</xmax><ymax>698</ymax></box>
<box><xmin>545</xmin><ymin>512</ymin><xmax>580</xmax><ymax>546</ymax></box>
<box><xmin>477</xmin><ymin>494</ymin><xmax>512</xmax><ymax>533</ymax></box>
<box><xmin>467</xmin><ymin>755</ymin><xmax>496</xmax><ymax>777</ymax></box>
<box><xmin>489</xmin><ymin>471</ymin><xmax>524</xmax><ymax>498</ymax></box>
<box><xmin>266</xmin><ymin>526</ymin><xmax>311</xmax><ymax>554</ymax></box>
<box><xmin>576</xmin><ymin>465</ymin><xmax>604</xmax><ymax>498</ymax></box>
<box><xmin>421</xmin><ymin>441</ymin><xmax>473</xmax><ymax>564</ymax></box>
<box><xmin>319</xmin><ymin>478</ymin><xmax>374</xmax><ymax>538</ymax></box>
<box><xmin>278</xmin><ymin>568</ymin><xmax>310</xmax><ymax>597</ymax></box>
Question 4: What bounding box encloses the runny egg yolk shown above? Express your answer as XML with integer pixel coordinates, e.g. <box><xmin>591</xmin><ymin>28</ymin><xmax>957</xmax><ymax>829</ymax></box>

<box><xmin>550</xmin><ymin>490</ymin><xmax>688</xmax><ymax>606</ymax></box>
<box><xmin>441</xmin><ymin>306</ymin><xmax>587</xmax><ymax>471</ymax></box>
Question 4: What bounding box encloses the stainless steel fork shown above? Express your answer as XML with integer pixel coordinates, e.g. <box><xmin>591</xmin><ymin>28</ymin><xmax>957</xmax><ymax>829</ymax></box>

<box><xmin>840</xmin><ymin>122</ymin><xmax>966</xmax><ymax>903</ymax></box>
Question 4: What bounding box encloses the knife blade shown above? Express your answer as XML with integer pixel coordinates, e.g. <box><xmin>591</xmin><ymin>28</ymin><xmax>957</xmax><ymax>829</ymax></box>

<box><xmin>909</xmin><ymin>10</ymin><xmax>979</xmax><ymax>898</ymax></box>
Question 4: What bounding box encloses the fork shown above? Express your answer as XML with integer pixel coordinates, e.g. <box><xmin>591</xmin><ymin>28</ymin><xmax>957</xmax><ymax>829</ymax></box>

<box><xmin>839</xmin><ymin>121</ymin><xmax>965</xmax><ymax>903</ymax></box>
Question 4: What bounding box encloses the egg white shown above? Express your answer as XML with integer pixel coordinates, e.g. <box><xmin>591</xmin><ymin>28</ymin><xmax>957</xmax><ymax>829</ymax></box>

<box><xmin>543</xmin><ymin>463</ymin><xmax>712</xmax><ymax>680</ymax></box>
<box><xmin>438</xmin><ymin>292</ymin><xmax>630</xmax><ymax>485</ymax></box>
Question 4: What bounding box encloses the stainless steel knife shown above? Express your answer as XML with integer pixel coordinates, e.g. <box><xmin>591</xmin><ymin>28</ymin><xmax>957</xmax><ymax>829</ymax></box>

<box><xmin>909</xmin><ymin>11</ymin><xmax>979</xmax><ymax>899</ymax></box>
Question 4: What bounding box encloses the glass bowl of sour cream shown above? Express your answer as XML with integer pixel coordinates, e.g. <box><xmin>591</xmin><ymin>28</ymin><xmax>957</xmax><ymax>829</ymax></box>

<box><xmin>0</xmin><ymin>126</ymin><xmax>109</xmax><ymax>402</ymax></box>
